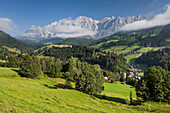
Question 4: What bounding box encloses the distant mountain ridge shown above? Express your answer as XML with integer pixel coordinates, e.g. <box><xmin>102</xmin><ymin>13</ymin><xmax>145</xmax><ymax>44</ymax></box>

<box><xmin>17</xmin><ymin>15</ymin><xmax>149</xmax><ymax>41</ymax></box>
<box><xmin>38</xmin><ymin>35</ymin><xmax>95</xmax><ymax>46</ymax></box>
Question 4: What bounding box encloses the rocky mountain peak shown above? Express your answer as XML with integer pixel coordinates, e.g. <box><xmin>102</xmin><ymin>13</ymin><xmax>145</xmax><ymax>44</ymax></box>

<box><xmin>18</xmin><ymin>15</ymin><xmax>149</xmax><ymax>41</ymax></box>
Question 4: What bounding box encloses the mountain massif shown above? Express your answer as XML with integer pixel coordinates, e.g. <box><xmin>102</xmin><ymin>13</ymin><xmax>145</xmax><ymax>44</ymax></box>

<box><xmin>17</xmin><ymin>15</ymin><xmax>148</xmax><ymax>41</ymax></box>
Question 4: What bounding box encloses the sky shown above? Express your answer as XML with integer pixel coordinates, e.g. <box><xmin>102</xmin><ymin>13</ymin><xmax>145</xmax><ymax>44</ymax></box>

<box><xmin>0</xmin><ymin>0</ymin><xmax>170</xmax><ymax>36</ymax></box>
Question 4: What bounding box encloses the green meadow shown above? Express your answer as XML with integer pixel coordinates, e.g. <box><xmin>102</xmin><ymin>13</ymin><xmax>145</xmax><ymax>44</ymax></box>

<box><xmin>0</xmin><ymin>67</ymin><xmax>20</xmax><ymax>77</ymax></box>
<box><xmin>0</xmin><ymin>67</ymin><xmax>169</xmax><ymax>113</ymax></box>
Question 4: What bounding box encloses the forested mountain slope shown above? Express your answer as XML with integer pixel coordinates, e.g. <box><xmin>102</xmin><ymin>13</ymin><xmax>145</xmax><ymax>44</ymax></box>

<box><xmin>0</xmin><ymin>30</ymin><xmax>29</xmax><ymax>52</ymax></box>
<box><xmin>136</xmin><ymin>48</ymin><xmax>170</xmax><ymax>71</ymax></box>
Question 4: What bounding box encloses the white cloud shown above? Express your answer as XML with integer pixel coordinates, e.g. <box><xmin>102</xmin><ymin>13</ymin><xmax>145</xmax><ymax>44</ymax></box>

<box><xmin>51</xmin><ymin>25</ymin><xmax>97</xmax><ymax>38</ymax></box>
<box><xmin>50</xmin><ymin>18</ymin><xmax>97</xmax><ymax>38</ymax></box>
<box><xmin>20</xmin><ymin>18</ymin><xmax>97</xmax><ymax>39</ymax></box>
<box><xmin>121</xmin><ymin>4</ymin><xmax>170</xmax><ymax>31</ymax></box>
<box><xmin>0</xmin><ymin>17</ymin><xmax>17</xmax><ymax>33</ymax></box>
<box><xmin>19</xmin><ymin>32</ymin><xmax>37</xmax><ymax>38</ymax></box>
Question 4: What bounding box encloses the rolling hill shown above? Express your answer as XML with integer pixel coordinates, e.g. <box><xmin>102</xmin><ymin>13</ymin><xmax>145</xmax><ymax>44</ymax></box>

<box><xmin>0</xmin><ymin>30</ymin><xmax>29</xmax><ymax>52</ymax></box>
<box><xmin>91</xmin><ymin>24</ymin><xmax>170</xmax><ymax>67</ymax></box>
<box><xmin>0</xmin><ymin>68</ymin><xmax>169</xmax><ymax>113</ymax></box>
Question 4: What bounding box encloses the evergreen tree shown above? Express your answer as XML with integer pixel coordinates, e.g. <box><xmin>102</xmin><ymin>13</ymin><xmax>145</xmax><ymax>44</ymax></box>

<box><xmin>40</xmin><ymin>58</ymin><xmax>47</xmax><ymax>73</ymax></box>
<box><xmin>75</xmin><ymin>62</ymin><xmax>104</xmax><ymax>95</ymax></box>
<box><xmin>55</xmin><ymin>58</ymin><xmax>62</xmax><ymax>77</ymax></box>
<box><xmin>6</xmin><ymin>55</ymin><xmax>20</xmax><ymax>68</ymax></box>
<box><xmin>136</xmin><ymin>79</ymin><xmax>149</xmax><ymax>102</ymax></box>
<box><xmin>50</xmin><ymin>58</ymin><xmax>62</xmax><ymax>78</ymax></box>
<box><xmin>20</xmin><ymin>55</ymin><xmax>43</xmax><ymax>79</ymax></box>
<box><xmin>136</xmin><ymin>66</ymin><xmax>169</xmax><ymax>102</ymax></box>
<box><xmin>64</xmin><ymin>72</ymin><xmax>72</xmax><ymax>88</ymax></box>
<box><xmin>32</xmin><ymin>56</ymin><xmax>43</xmax><ymax>78</ymax></box>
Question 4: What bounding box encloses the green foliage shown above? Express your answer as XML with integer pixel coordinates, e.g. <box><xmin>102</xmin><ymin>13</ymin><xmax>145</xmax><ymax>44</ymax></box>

<box><xmin>20</xmin><ymin>55</ymin><xmax>43</xmax><ymax>79</ymax></box>
<box><xmin>63</xmin><ymin>57</ymin><xmax>104</xmax><ymax>95</ymax></box>
<box><xmin>40</xmin><ymin>57</ymin><xmax>62</xmax><ymax>78</ymax></box>
<box><xmin>6</xmin><ymin>55</ymin><xmax>20</xmax><ymax>68</ymax></box>
<box><xmin>74</xmin><ymin>62</ymin><xmax>104</xmax><ymax>95</ymax></box>
<box><xmin>64</xmin><ymin>72</ymin><xmax>72</xmax><ymax>88</ymax></box>
<box><xmin>32</xmin><ymin>45</ymin><xmax>130</xmax><ymax>72</ymax></box>
<box><xmin>136</xmin><ymin>48</ymin><xmax>170</xmax><ymax>71</ymax></box>
<box><xmin>91</xmin><ymin>24</ymin><xmax>170</xmax><ymax>50</ymax></box>
<box><xmin>85</xmin><ymin>54</ymin><xmax>130</xmax><ymax>72</ymax></box>
<box><xmin>136</xmin><ymin>66</ymin><xmax>170</xmax><ymax>102</ymax></box>
<box><xmin>0</xmin><ymin>30</ymin><xmax>30</xmax><ymax>53</ymax></box>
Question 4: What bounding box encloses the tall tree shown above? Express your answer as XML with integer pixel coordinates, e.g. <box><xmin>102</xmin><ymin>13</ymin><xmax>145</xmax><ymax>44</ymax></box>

<box><xmin>136</xmin><ymin>66</ymin><xmax>169</xmax><ymax>102</ymax></box>
<box><xmin>20</xmin><ymin>55</ymin><xmax>43</xmax><ymax>79</ymax></box>
<box><xmin>75</xmin><ymin>62</ymin><xmax>104</xmax><ymax>95</ymax></box>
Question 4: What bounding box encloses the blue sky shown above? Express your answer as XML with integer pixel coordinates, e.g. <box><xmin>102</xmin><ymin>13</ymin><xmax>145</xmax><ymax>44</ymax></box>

<box><xmin>0</xmin><ymin>0</ymin><xmax>170</xmax><ymax>36</ymax></box>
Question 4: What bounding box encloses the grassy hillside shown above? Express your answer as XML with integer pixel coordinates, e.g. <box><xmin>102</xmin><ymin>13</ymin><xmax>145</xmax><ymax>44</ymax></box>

<box><xmin>0</xmin><ymin>67</ymin><xmax>20</xmax><ymax>77</ymax></box>
<box><xmin>0</xmin><ymin>30</ymin><xmax>29</xmax><ymax>52</ymax></box>
<box><xmin>91</xmin><ymin>24</ymin><xmax>170</xmax><ymax>67</ymax></box>
<box><xmin>0</xmin><ymin>68</ymin><xmax>169</xmax><ymax>113</ymax></box>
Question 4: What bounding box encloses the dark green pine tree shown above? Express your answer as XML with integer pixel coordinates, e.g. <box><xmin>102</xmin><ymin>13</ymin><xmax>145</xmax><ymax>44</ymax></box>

<box><xmin>64</xmin><ymin>72</ymin><xmax>72</xmax><ymax>88</ymax></box>
<box><xmin>32</xmin><ymin>56</ymin><xmax>43</xmax><ymax>78</ymax></box>
<box><xmin>40</xmin><ymin>58</ymin><xmax>47</xmax><ymax>74</ymax></box>
<box><xmin>6</xmin><ymin>55</ymin><xmax>20</xmax><ymax>68</ymax></box>
<box><xmin>163</xmin><ymin>71</ymin><xmax>170</xmax><ymax>102</ymax></box>
<box><xmin>20</xmin><ymin>55</ymin><xmax>43</xmax><ymax>79</ymax></box>
<box><xmin>20</xmin><ymin>55</ymin><xmax>34</xmax><ymax>78</ymax></box>
<box><xmin>55</xmin><ymin>58</ymin><xmax>62</xmax><ymax>77</ymax></box>
<box><xmin>136</xmin><ymin>66</ymin><xmax>169</xmax><ymax>102</ymax></box>
<box><xmin>135</xmin><ymin>79</ymin><xmax>149</xmax><ymax>102</ymax></box>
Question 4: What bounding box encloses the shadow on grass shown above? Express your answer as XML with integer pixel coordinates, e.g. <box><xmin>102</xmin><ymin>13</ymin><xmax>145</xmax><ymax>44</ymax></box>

<box><xmin>95</xmin><ymin>94</ymin><xmax>140</xmax><ymax>105</ymax></box>
<box><xmin>11</xmin><ymin>69</ymin><xmax>21</xmax><ymax>73</ymax></box>
<box><xmin>44</xmin><ymin>83</ymin><xmax>74</xmax><ymax>89</ymax></box>
<box><xmin>95</xmin><ymin>94</ymin><xmax>126</xmax><ymax>104</ymax></box>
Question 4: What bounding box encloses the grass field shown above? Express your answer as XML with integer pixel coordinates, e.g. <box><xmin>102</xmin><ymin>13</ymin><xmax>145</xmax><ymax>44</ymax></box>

<box><xmin>102</xmin><ymin>82</ymin><xmax>136</xmax><ymax>100</ymax></box>
<box><xmin>0</xmin><ymin>67</ymin><xmax>20</xmax><ymax>77</ymax></box>
<box><xmin>0</xmin><ymin>68</ymin><xmax>169</xmax><ymax>113</ymax></box>
<box><xmin>2</xmin><ymin>46</ymin><xmax>21</xmax><ymax>54</ymax></box>
<box><xmin>124</xmin><ymin>53</ymin><xmax>138</xmax><ymax>64</ymax></box>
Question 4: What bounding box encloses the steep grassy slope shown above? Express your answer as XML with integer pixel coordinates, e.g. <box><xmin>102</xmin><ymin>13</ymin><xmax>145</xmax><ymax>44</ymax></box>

<box><xmin>0</xmin><ymin>30</ymin><xmax>29</xmax><ymax>51</ymax></box>
<box><xmin>0</xmin><ymin>69</ymin><xmax>169</xmax><ymax>113</ymax></box>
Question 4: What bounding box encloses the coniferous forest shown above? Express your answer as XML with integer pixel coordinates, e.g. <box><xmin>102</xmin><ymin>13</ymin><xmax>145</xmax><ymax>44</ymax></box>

<box><xmin>136</xmin><ymin>48</ymin><xmax>170</xmax><ymax>71</ymax></box>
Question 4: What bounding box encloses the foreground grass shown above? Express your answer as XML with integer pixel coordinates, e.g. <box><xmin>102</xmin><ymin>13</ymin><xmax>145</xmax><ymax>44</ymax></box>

<box><xmin>0</xmin><ymin>69</ymin><xmax>169</xmax><ymax>112</ymax></box>
<box><xmin>0</xmin><ymin>67</ymin><xmax>20</xmax><ymax>77</ymax></box>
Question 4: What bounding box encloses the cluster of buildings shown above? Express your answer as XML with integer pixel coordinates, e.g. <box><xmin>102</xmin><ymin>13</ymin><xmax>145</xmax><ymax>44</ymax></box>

<box><xmin>50</xmin><ymin>45</ymin><xmax>72</xmax><ymax>48</ymax></box>
<box><xmin>129</xmin><ymin>66</ymin><xmax>144</xmax><ymax>80</ymax></box>
<box><xmin>104</xmin><ymin>66</ymin><xmax>144</xmax><ymax>83</ymax></box>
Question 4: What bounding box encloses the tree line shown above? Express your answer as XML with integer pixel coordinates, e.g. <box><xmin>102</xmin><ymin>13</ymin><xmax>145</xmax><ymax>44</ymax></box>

<box><xmin>136</xmin><ymin>48</ymin><xmax>170</xmax><ymax>71</ymax></box>
<box><xmin>136</xmin><ymin>66</ymin><xmax>169</xmax><ymax>102</ymax></box>
<box><xmin>32</xmin><ymin>45</ymin><xmax>130</xmax><ymax>73</ymax></box>
<box><xmin>1</xmin><ymin>52</ymin><xmax>105</xmax><ymax>95</ymax></box>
